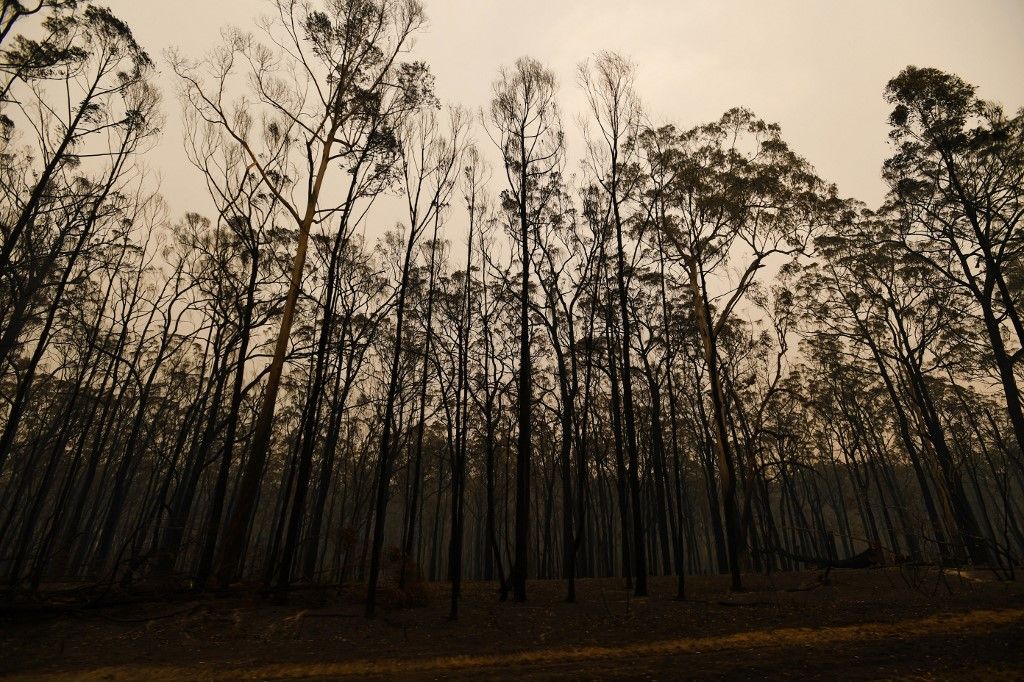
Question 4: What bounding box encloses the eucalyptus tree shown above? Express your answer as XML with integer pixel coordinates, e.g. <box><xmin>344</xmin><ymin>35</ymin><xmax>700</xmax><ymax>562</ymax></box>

<box><xmin>87</xmin><ymin>220</ymin><xmax>203</xmax><ymax>575</ymax></box>
<box><xmin>5</xmin><ymin>218</ymin><xmax>139</xmax><ymax>587</ymax></box>
<box><xmin>366</xmin><ymin>105</ymin><xmax>465</xmax><ymax>616</ymax></box>
<box><xmin>884</xmin><ymin>66</ymin><xmax>1024</xmax><ymax>461</ymax></box>
<box><xmin>628</xmin><ymin>264</ymin><xmax>680</xmax><ymax>581</ymax></box>
<box><xmin>445</xmin><ymin>144</ymin><xmax>487</xmax><ymax>617</ymax></box>
<box><xmin>649</xmin><ymin>108</ymin><xmax>835</xmax><ymax>590</ymax></box>
<box><xmin>396</xmin><ymin>111</ymin><xmax>473</xmax><ymax>593</ymax></box>
<box><xmin>36</xmin><ymin>215</ymin><xmax>159</xmax><ymax>579</ymax></box>
<box><xmin>277</xmin><ymin>81</ymin><xmax>436</xmax><ymax>596</ymax></box>
<box><xmin>471</xmin><ymin>202</ymin><xmax>515</xmax><ymax>598</ymax></box>
<box><xmin>805</xmin><ymin>213</ymin><xmax>991</xmax><ymax>563</ymax></box>
<box><xmin>0</xmin><ymin>4</ymin><xmax>158</xmax><ymax>382</ymax></box>
<box><xmin>154</xmin><ymin>113</ymin><xmax>289</xmax><ymax>583</ymax></box>
<box><xmin>578</xmin><ymin>51</ymin><xmax>650</xmax><ymax>595</ymax></box>
<box><xmin>799</xmin><ymin>341</ymin><xmax>916</xmax><ymax>558</ymax></box>
<box><xmin>0</xmin><ymin>1</ymin><xmax>79</xmax><ymax>49</ymax></box>
<box><xmin>1</xmin><ymin>194</ymin><xmax>160</xmax><ymax>589</ymax></box>
<box><xmin>0</xmin><ymin>2</ymin><xmax>163</xmax><ymax>585</ymax></box>
<box><xmin>636</xmin><ymin>136</ymin><xmax>697</xmax><ymax>595</ymax></box>
<box><xmin>579</xmin><ymin>185</ymin><xmax>636</xmax><ymax>583</ymax></box>
<box><xmin>531</xmin><ymin>178</ymin><xmax>598</xmax><ymax>602</ymax></box>
<box><xmin>723</xmin><ymin>284</ymin><xmax>802</xmax><ymax>566</ymax></box>
<box><xmin>301</xmin><ymin>232</ymin><xmax>390</xmax><ymax>583</ymax></box>
<box><xmin>488</xmin><ymin>56</ymin><xmax>562</xmax><ymax>602</ymax></box>
<box><xmin>174</xmin><ymin>0</ymin><xmax>430</xmax><ymax>586</ymax></box>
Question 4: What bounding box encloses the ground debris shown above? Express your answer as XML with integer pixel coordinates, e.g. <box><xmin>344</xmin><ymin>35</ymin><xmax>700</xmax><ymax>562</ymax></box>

<box><xmin>2</xmin><ymin>569</ymin><xmax>1022</xmax><ymax>680</ymax></box>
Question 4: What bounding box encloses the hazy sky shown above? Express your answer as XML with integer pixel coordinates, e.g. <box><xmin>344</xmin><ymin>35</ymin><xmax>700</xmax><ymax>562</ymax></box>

<box><xmin>98</xmin><ymin>0</ymin><xmax>1024</xmax><ymax>221</ymax></box>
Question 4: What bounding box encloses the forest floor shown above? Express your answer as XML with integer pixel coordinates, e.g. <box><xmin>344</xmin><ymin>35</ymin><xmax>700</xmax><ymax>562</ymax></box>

<box><xmin>1</xmin><ymin>568</ymin><xmax>1023</xmax><ymax>680</ymax></box>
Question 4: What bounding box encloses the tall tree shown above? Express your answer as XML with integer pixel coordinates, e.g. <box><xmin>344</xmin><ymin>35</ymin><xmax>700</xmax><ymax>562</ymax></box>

<box><xmin>174</xmin><ymin>0</ymin><xmax>429</xmax><ymax>585</ymax></box>
<box><xmin>366</xmin><ymin>105</ymin><xmax>464</xmax><ymax>616</ymax></box>
<box><xmin>489</xmin><ymin>56</ymin><xmax>562</xmax><ymax>602</ymax></box>
<box><xmin>884</xmin><ymin>67</ymin><xmax>1024</xmax><ymax>461</ymax></box>
<box><xmin>579</xmin><ymin>51</ymin><xmax>650</xmax><ymax>596</ymax></box>
<box><xmin>649</xmin><ymin>109</ymin><xmax>834</xmax><ymax>589</ymax></box>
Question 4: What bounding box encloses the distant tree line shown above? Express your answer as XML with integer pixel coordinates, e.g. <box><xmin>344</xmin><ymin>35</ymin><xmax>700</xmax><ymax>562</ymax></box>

<box><xmin>1</xmin><ymin>0</ymin><xmax>1022</xmax><ymax>617</ymax></box>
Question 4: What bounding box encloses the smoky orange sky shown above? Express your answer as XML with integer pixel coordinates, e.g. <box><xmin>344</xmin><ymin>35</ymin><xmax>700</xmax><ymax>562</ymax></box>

<box><xmin>101</xmin><ymin>0</ymin><xmax>1023</xmax><ymax>223</ymax></box>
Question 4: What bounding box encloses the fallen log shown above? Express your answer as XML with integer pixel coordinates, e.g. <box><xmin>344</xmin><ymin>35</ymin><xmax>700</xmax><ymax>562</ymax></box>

<box><xmin>770</xmin><ymin>544</ymin><xmax>885</xmax><ymax>571</ymax></box>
